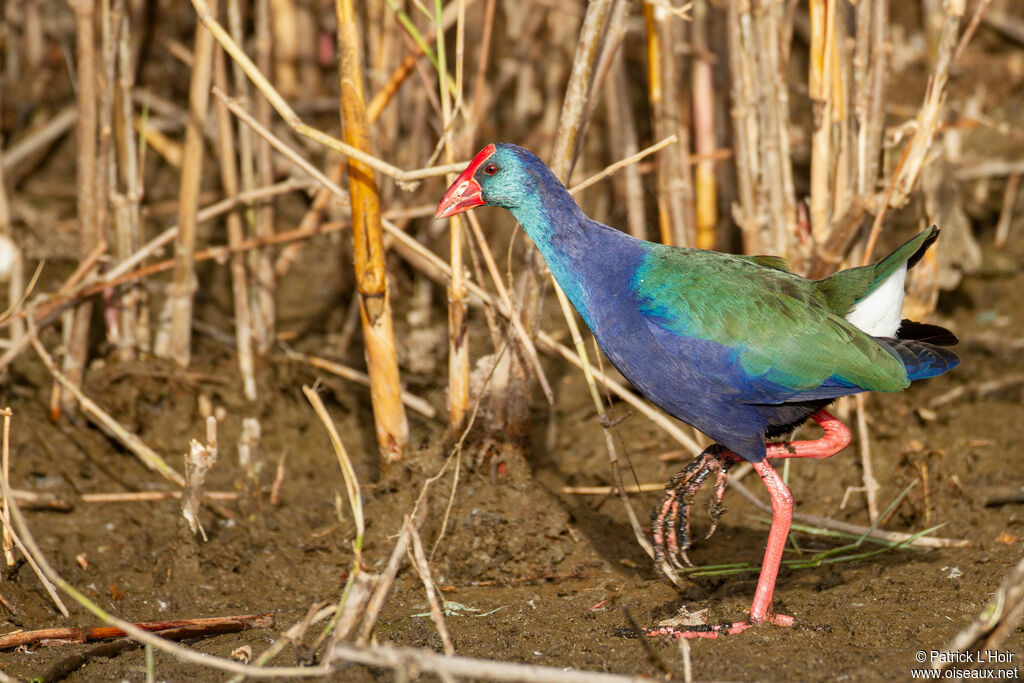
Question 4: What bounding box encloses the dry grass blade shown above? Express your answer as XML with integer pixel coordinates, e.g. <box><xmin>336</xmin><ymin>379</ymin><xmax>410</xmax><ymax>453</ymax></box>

<box><xmin>302</xmin><ymin>385</ymin><xmax>363</xmax><ymax>561</ymax></box>
<box><xmin>286</xmin><ymin>349</ymin><xmax>436</xmax><ymax>419</ymax></box>
<box><xmin>408</xmin><ymin>519</ymin><xmax>455</xmax><ymax>655</ymax></box>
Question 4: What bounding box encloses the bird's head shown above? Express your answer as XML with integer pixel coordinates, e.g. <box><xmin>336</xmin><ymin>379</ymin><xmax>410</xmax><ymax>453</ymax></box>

<box><xmin>435</xmin><ymin>143</ymin><xmax>544</xmax><ymax>219</ymax></box>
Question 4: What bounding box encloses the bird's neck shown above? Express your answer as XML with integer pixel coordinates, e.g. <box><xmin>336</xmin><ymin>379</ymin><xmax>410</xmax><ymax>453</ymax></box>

<box><xmin>507</xmin><ymin>187</ymin><xmax>635</xmax><ymax>328</ymax></box>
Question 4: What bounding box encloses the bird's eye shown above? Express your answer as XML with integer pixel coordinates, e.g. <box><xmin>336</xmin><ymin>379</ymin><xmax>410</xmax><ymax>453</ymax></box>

<box><xmin>483</xmin><ymin>163</ymin><xmax>499</xmax><ymax>175</ymax></box>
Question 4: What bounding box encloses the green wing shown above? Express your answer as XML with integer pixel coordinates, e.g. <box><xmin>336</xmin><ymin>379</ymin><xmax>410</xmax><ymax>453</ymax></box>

<box><xmin>632</xmin><ymin>246</ymin><xmax>910</xmax><ymax>400</ymax></box>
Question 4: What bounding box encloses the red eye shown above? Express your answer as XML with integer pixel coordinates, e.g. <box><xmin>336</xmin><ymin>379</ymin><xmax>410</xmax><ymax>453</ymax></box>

<box><xmin>483</xmin><ymin>163</ymin><xmax>498</xmax><ymax>175</ymax></box>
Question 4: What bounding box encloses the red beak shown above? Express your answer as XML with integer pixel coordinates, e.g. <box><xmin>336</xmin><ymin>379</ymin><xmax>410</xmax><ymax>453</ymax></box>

<box><xmin>435</xmin><ymin>144</ymin><xmax>496</xmax><ymax>219</ymax></box>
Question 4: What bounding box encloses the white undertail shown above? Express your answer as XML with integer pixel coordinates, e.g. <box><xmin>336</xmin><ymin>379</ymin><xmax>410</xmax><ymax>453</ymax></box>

<box><xmin>844</xmin><ymin>265</ymin><xmax>907</xmax><ymax>337</ymax></box>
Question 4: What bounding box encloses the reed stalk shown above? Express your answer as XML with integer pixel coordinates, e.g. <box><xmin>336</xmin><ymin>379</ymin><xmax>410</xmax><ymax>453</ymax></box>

<box><xmin>335</xmin><ymin>0</ymin><xmax>408</xmax><ymax>465</ymax></box>
<box><xmin>213</xmin><ymin>47</ymin><xmax>258</xmax><ymax>400</ymax></box>
<box><xmin>691</xmin><ymin>0</ymin><xmax>717</xmax><ymax>249</ymax></box>
<box><xmin>62</xmin><ymin>0</ymin><xmax>100</xmax><ymax>412</ymax></box>
<box><xmin>252</xmin><ymin>0</ymin><xmax>276</xmax><ymax>356</ymax></box>
<box><xmin>438</xmin><ymin>0</ymin><xmax>470</xmax><ymax>429</ymax></box>
<box><xmin>159</xmin><ymin>0</ymin><xmax>217</xmax><ymax>366</ymax></box>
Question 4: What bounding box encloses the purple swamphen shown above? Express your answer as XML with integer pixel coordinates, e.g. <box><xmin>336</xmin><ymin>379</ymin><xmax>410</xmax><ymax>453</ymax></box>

<box><xmin>435</xmin><ymin>143</ymin><xmax>959</xmax><ymax>639</ymax></box>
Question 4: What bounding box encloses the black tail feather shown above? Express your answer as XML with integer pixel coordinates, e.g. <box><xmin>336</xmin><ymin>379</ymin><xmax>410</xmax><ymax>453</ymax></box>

<box><xmin>897</xmin><ymin>319</ymin><xmax>959</xmax><ymax>346</ymax></box>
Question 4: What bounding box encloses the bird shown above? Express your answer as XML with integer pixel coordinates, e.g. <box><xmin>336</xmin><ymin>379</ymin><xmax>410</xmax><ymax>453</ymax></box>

<box><xmin>435</xmin><ymin>143</ymin><xmax>959</xmax><ymax>639</ymax></box>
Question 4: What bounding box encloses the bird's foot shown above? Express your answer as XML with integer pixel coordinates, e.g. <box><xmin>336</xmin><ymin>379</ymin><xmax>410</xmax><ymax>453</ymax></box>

<box><xmin>651</xmin><ymin>445</ymin><xmax>741</xmax><ymax>569</ymax></box>
<box><xmin>642</xmin><ymin>613</ymin><xmax>795</xmax><ymax>640</ymax></box>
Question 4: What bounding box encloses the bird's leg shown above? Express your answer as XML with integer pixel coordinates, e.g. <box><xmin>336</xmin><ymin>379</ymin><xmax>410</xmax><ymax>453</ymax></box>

<box><xmin>643</xmin><ymin>410</ymin><xmax>852</xmax><ymax>640</ymax></box>
<box><xmin>651</xmin><ymin>445</ymin><xmax>741</xmax><ymax>569</ymax></box>
<box><xmin>644</xmin><ymin>459</ymin><xmax>795</xmax><ymax>639</ymax></box>
<box><xmin>765</xmin><ymin>409</ymin><xmax>851</xmax><ymax>460</ymax></box>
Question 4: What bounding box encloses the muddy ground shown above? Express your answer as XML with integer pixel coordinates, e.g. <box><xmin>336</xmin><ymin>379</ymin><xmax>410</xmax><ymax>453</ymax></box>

<box><xmin>0</xmin><ymin>221</ymin><xmax>1021</xmax><ymax>681</ymax></box>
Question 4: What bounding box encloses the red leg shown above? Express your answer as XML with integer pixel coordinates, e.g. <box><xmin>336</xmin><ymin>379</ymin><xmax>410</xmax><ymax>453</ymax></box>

<box><xmin>645</xmin><ymin>409</ymin><xmax>852</xmax><ymax>640</ymax></box>
<box><xmin>766</xmin><ymin>409</ymin><xmax>851</xmax><ymax>460</ymax></box>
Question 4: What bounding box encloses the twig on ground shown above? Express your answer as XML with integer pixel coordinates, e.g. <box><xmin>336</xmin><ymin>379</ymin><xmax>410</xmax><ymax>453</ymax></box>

<box><xmin>284</xmin><ymin>348</ymin><xmax>436</xmax><ymax>419</ymax></box>
<box><xmin>727</xmin><ymin>475</ymin><xmax>969</xmax><ymax>548</ymax></box>
<box><xmin>408</xmin><ymin>518</ymin><xmax>455</xmax><ymax>655</ymax></box>
<box><xmin>328</xmin><ymin>641</ymin><xmax>653</xmax><ymax>682</ymax></box>
<box><xmin>82</xmin><ymin>491</ymin><xmax>237</xmax><ymax>503</ymax></box>
<box><xmin>0</xmin><ymin>614</ymin><xmax>273</xmax><ymax>650</ymax></box>
<box><xmin>27</xmin><ymin>324</ymin><xmax>184</xmax><ymax>486</ymax></box>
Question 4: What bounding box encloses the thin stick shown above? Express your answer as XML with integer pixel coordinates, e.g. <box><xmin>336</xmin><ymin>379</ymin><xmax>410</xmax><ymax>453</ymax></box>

<box><xmin>1</xmin><ymin>408</ymin><xmax>11</xmax><ymax>566</ymax></box>
<box><xmin>408</xmin><ymin>519</ymin><xmax>455</xmax><ymax>655</ymax></box>
<box><xmin>328</xmin><ymin>641</ymin><xmax>653</xmax><ymax>682</ymax></box>
<box><xmin>727</xmin><ymin>476</ymin><xmax>969</xmax><ymax>549</ymax></box>
<box><xmin>285</xmin><ymin>349</ymin><xmax>436</xmax><ymax>418</ymax></box>
<box><xmin>563</xmin><ymin>483</ymin><xmax>665</xmax><ymax>495</ymax></box>
<box><xmin>854</xmin><ymin>394</ymin><xmax>879</xmax><ymax>521</ymax></box>
<box><xmin>302</xmin><ymin>385</ymin><xmax>364</xmax><ymax>564</ymax></box>
<box><xmin>356</xmin><ymin>521</ymin><xmax>411</xmax><ymax>644</ymax></box>
<box><xmin>568</xmin><ymin>135</ymin><xmax>678</xmax><ymax>195</ymax></box>
<box><xmin>28</xmin><ymin>324</ymin><xmax>184</xmax><ymax>486</ymax></box>
<box><xmin>1</xmin><ymin>106</ymin><xmax>79</xmax><ymax>174</ymax></box>
<box><xmin>82</xmin><ymin>491</ymin><xmax>237</xmax><ymax>502</ymax></box>
<box><xmin>994</xmin><ymin>173</ymin><xmax>1020</xmax><ymax>250</ymax></box>
<box><xmin>952</xmin><ymin>0</ymin><xmax>993</xmax><ymax>64</ymax></box>
<box><xmin>0</xmin><ymin>614</ymin><xmax>273</xmax><ymax>650</ymax></box>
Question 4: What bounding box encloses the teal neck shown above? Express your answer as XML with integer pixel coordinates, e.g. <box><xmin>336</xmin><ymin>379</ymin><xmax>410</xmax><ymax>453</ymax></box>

<box><xmin>507</xmin><ymin>193</ymin><xmax>597</xmax><ymax>327</ymax></box>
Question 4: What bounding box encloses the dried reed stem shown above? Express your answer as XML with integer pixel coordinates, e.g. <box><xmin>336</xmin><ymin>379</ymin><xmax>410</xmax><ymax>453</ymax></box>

<box><xmin>160</xmin><ymin>0</ymin><xmax>217</xmax><ymax>366</ymax></box>
<box><xmin>439</xmin><ymin>0</ymin><xmax>470</xmax><ymax>428</ymax></box>
<box><xmin>892</xmin><ymin>0</ymin><xmax>965</xmax><ymax>206</ymax></box>
<box><xmin>408</xmin><ymin>520</ymin><xmax>455</xmax><ymax>655</ymax></box>
<box><xmin>1</xmin><ymin>407</ymin><xmax>11</xmax><ymax>566</ymax></box>
<box><xmin>335</xmin><ymin>0</ymin><xmax>408</xmax><ymax>465</ymax></box>
<box><xmin>113</xmin><ymin>8</ymin><xmax>143</xmax><ymax>359</ymax></box>
<box><xmin>252</xmin><ymin>0</ymin><xmax>276</xmax><ymax>356</ymax></box>
<box><xmin>63</xmin><ymin>0</ymin><xmax>100</xmax><ymax>413</ymax></box>
<box><xmin>285</xmin><ymin>349</ymin><xmax>436</xmax><ymax>418</ymax></box>
<box><xmin>605</xmin><ymin>50</ymin><xmax>647</xmax><ymax>240</ymax></box>
<box><xmin>808</xmin><ymin>0</ymin><xmax>837</xmax><ymax>242</ymax></box>
<box><xmin>691</xmin><ymin>0</ymin><xmax>717</xmax><ymax>249</ymax></box>
<box><xmin>213</xmin><ymin>47</ymin><xmax>257</xmax><ymax>400</ymax></box>
<box><xmin>645</xmin><ymin>1</ymin><xmax>692</xmax><ymax>246</ymax></box>
<box><xmin>182</xmin><ymin>417</ymin><xmax>218</xmax><ymax>541</ymax></box>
